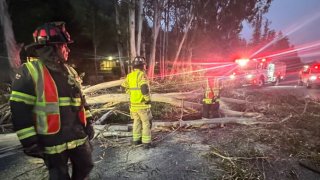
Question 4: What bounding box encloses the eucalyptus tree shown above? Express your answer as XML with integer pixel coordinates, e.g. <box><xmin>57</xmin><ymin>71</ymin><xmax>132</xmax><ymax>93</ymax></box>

<box><xmin>114</xmin><ymin>0</ymin><xmax>126</xmax><ymax>76</ymax></box>
<box><xmin>0</xmin><ymin>0</ymin><xmax>20</xmax><ymax>71</ymax></box>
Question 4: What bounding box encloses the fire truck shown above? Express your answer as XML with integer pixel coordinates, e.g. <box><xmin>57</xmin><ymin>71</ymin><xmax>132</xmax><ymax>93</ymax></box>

<box><xmin>231</xmin><ymin>58</ymin><xmax>286</xmax><ymax>86</ymax></box>
<box><xmin>298</xmin><ymin>63</ymin><xmax>320</xmax><ymax>88</ymax></box>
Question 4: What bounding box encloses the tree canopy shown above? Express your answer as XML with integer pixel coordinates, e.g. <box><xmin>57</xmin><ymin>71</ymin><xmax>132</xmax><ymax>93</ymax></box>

<box><xmin>0</xmin><ymin>0</ymin><xmax>303</xmax><ymax>83</ymax></box>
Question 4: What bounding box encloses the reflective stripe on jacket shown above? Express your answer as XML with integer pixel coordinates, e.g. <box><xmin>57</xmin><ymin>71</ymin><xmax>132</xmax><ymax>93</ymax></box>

<box><xmin>121</xmin><ymin>69</ymin><xmax>151</xmax><ymax>112</ymax></box>
<box><xmin>44</xmin><ymin>137</ymin><xmax>87</xmax><ymax>154</ymax></box>
<box><xmin>10</xmin><ymin>60</ymin><xmax>87</xmax><ymax>135</ymax></box>
<box><xmin>203</xmin><ymin>78</ymin><xmax>220</xmax><ymax>104</ymax></box>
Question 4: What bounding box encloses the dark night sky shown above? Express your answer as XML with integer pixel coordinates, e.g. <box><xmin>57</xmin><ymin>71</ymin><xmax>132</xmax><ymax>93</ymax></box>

<box><xmin>2</xmin><ymin>0</ymin><xmax>320</xmax><ymax>76</ymax></box>
<box><xmin>241</xmin><ymin>0</ymin><xmax>320</xmax><ymax>62</ymax></box>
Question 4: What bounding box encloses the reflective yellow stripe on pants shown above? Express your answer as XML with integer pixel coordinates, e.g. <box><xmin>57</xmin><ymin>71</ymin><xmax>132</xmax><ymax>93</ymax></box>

<box><xmin>44</xmin><ymin>137</ymin><xmax>88</xmax><ymax>154</ymax></box>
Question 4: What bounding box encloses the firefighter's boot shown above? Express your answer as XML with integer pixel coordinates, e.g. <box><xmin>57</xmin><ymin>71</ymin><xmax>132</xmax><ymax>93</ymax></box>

<box><xmin>132</xmin><ymin>140</ymin><xmax>142</xmax><ymax>146</ymax></box>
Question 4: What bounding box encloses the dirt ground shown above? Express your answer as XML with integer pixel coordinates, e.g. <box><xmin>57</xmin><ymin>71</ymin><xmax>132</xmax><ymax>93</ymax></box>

<box><xmin>1</xmin><ymin>126</ymin><xmax>319</xmax><ymax>180</ymax></box>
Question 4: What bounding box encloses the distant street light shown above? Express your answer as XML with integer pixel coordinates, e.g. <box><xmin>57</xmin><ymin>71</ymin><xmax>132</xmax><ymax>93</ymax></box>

<box><xmin>108</xmin><ymin>56</ymin><xmax>113</xmax><ymax>61</ymax></box>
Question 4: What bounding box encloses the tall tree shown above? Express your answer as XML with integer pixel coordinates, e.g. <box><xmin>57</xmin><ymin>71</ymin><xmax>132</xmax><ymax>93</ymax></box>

<box><xmin>170</xmin><ymin>1</ymin><xmax>194</xmax><ymax>76</ymax></box>
<box><xmin>136</xmin><ymin>0</ymin><xmax>144</xmax><ymax>56</ymax></box>
<box><xmin>251</xmin><ymin>13</ymin><xmax>263</xmax><ymax>46</ymax></box>
<box><xmin>0</xmin><ymin>0</ymin><xmax>21</xmax><ymax>71</ymax></box>
<box><xmin>145</xmin><ymin>0</ymin><xmax>163</xmax><ymax>78</ymax></box>
<box><xmin>128</xmin><ymin>0</ymin><xmax>136</xmax><ymax>68</ymax></box>
<box><xmin>114</xmin><ymin>0</ymin><xmax>126</xmax><ymax>76</ymax></box>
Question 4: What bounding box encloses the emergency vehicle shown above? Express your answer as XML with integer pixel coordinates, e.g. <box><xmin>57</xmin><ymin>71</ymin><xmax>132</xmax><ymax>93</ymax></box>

<box><xmin>298</xmin><ymin>64</ymin><xmax>320</xmax><ymax>88</ymax></box>
<box><xmin>231</xmin><ymin>58</ymin><xmax>286</xmax><ymax>86</ymax></box>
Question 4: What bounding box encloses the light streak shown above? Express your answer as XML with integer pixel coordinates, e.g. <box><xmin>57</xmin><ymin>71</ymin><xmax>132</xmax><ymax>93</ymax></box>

<box><xmin>250</xmin><ymin>11</ymin><xmax>320</xmax><ymax>58</ymax></box>
<box><xmin>154</xmin><ymin>63</ymin><xmax>235</xmax><ymax>79</ymax></box>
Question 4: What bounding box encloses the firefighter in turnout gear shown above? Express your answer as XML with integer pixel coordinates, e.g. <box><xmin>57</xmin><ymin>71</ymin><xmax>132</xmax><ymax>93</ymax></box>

<box><xmin>10</xmin><ymin>22</ymin><xmax>94</xmax><ymax>180</ymax></box>
<box><xmin>121</xmin><ymin>57</ymin><xmax>153</xmax><ymax>149</ymax></box>
<box><xmin>202</xmin><ymin>77</ymin><xmax>220</xmax><ymax>119</ymax></box>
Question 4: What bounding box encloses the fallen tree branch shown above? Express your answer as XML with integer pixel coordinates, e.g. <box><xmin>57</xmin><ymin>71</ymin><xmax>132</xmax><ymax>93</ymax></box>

<box><xmin>86</xmin><ymin>93</ymin><xmax>201</xmax><ymax>111</ymax></box>
<box><xmin>220</xmin><ymin>108</ymin><xmax>263</xmax><ymax>118</ymax></box>
<box><xmin>95</xmin><ymin>110</ymin><xmax>115</xmax><ymax>125</ymax></box>
<box><xmin>83</xmin><ymin>79</ymin><xmax>123</xmax><ymax>94</ymax></box>
<box><xmin>220</xmin><ymin>97</ymin><xmax>246</xmax><ymax>104</ymax></box>
<box><xmin>210</xmin><ymin>149</ymin><xmax>268</xmax><ymax>164</ymax></box>
<box><xmin>94</xmin><ymin>117</ymin><xmax>258</xmax><ymax>132</ymax></box>
<box><xmin>101</xmin><ymin>131</ymin><xmax>132</xmax><ymax>137</ymax></box>
<box><xmin>86</xmin><ymin>93</ymin><xmax>259</xmax><ymax>117</ymax></box>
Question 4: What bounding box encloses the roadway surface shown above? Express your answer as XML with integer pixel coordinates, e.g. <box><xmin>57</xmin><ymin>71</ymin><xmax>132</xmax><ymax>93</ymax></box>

<box><xmin>249</xmin><ymin>72</ymin><xmax>320</xmax><ymax>100</ymax></box>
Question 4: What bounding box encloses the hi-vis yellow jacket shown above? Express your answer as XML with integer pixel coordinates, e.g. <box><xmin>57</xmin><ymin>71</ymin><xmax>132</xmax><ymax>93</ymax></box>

<box><xmin>10</xmin><ymin>60</ymin><xmax>92</xmax><ymax>154</ymax></box>
<box><xmin>121</xmin><ymin>69</ymin><xmax>151</xmax><ymax>112</ymax></box>
<box><xmin>203</xmin><ymin>78</ymin><xmax>220</xmax><ymax>104</ymax></box>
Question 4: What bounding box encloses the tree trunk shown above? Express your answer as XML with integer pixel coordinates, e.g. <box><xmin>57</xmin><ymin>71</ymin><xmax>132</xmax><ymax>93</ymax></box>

<box><xmin>136</xmin><ymin>0</ymin><xmax>144</xmax><ymax>56</ymax></box>
<box><xmin>148</xmin><ymin>0</ymin><xmax>161</xmax><ymax>79</ymax></box>
<box><xmin>92</xmin><ymin>6</ymin><xmax>98</xmax><ymax>79</ymax></box>
<box><xmin>83</xmin><ymin>79</ymin><xmax>123</xmax><ymax>94</ymax></box>
<box><xmin>114</xmin><ymin>0</ymin><xmax>126</xmax><ymax>77</ymax></box>
<box><xmin>0</xmin><ymin>0</ymin><xmax>21</xmax><ymax>73</ymax></box>
<box><xmin>170</xmin><ymin>6</ymin><xmax>194</xmax><ymax>77</ymax></box>
<box><xmin>128</xmin><ymin>0</ymin><xmax>136</xmax><ymax>68</ymax></box>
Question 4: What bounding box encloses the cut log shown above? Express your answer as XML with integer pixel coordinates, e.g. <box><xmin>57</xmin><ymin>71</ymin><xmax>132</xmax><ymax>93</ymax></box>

<box><xmin>83</xmin><ymin>79</ymin><xmax>123</xmax><ymax>94</ymax></box>
<box><xmin>220</xmin><ymin>97</ymin><xmax>246</xmax><ymax>104</ymax></box>
<box><xmin>86</xmin><ymin>93</ymin><xmax>259</xmax><ymax>117</ymax></box>
<box><xmin>95</xmin><ymin>124</ymin><xmax>130</xmax><ymax>132</ymax></box>
<box><xmin>0</xmin><ymin>133</ymin><xmax>22</xmax><ymax>159</ymax></box>
<box><xmin>95</xmin><ymin>110</ymin><xmax>115</xmax><ymax>125</ymax></box>
<box><xmin>152</xmin><ymin>117</ymin><xmax>259</xmax><ymax>127</ymax></box>
<box><xmin>94</xmin><ymin>117</ymin><xmax>258</xmax><ymax>132</ymax></box>
<box><xmin>220</xmin><ymin>108</ymin><xmax>263</xmax><ymax>118</ymax></box>
<box><xmin>86</xmin><ymin>93</ymin><xmax>202</xmax><ymax>110</ymax></box>
<box><xmin>101</xmin><ymin>131</ymin><xmax>132</xmax><ymax>137</ymax></box>
<box><xmin>0</xmin><ymin>117</ymin><xmax>265</xmax><ymax>146</ymax></box>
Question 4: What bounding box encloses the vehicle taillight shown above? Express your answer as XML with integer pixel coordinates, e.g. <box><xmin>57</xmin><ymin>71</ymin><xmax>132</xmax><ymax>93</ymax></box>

<box><xmin>310</xmin><ymin>76</ymin><xmax>317</xmax><ymax>80</ymax></box>
<box><xmin>235</xmin><ymin>58</ymin><xmax>249</xmax><ymax>67</ymax></box>
<box><xmin>246</xmin><ymin>74</ymin><xmax>253</xmax><ymax>79</ymax></box>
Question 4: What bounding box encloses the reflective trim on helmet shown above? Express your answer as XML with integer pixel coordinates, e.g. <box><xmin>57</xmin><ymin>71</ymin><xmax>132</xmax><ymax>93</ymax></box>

<box><xmin>32</xmin><ymin>22</ymin><xmax>73</xmax><ymax>45</ymax></box>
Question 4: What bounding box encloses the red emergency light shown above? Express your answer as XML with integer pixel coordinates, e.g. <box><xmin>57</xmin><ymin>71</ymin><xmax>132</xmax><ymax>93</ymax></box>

<box><xmin>235</xmin><ymin>58</ymin><xmax>250</xmax><ymax>67</ymax></box>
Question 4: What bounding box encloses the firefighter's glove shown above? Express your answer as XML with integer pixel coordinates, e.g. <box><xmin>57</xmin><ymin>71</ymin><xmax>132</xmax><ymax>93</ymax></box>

<box><xmin>145</xmin><ymin>100</ymin><xmax>151</xmax><ymax>105</ymax></box>
<box><xmin>23</xmin><ymin>144</ymin><xmax>44</xmax><ymax>159</ymax></box>
<box><xmin>85</xmin><ymin>124</ymin><xmax>95</xmax><ymax>140</ymax></box>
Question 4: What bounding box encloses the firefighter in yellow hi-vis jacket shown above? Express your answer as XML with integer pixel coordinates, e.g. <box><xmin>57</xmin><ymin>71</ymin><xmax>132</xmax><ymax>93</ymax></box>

<box><xmin>202</xmin><ymin>77</ymin><xmax>220</xmax><ymax>119</ymax></box>
<box><xmin>121</xmin><ymin>57</ymin><xmax>153</xmax><ymax>149</ymax></box>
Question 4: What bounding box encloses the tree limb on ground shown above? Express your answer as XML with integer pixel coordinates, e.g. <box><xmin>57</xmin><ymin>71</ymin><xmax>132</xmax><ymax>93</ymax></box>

<box><xmin>86</xmin><ymin>93</ymin><xmax>260</xmax><ymax>117</ymax></box>
<box><xmin>83</xmin><ymin>79</ymin><xmax>123</xmax><ymax>94</ymax></box>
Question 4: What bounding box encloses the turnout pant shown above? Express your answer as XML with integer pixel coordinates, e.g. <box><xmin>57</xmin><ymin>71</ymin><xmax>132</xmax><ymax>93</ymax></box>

<box><xmin>202</xmin><ymin>102</ymin><xmax>220</xmax><ymax>118</ymax></box>
<box><xmin>44</xmin><ymin>140</ymin><xmax>94</xmax><ymax>180</ymax></box>
<box><xmin>131</xmin><ymin>108</ymin><xmax>153</xmax><ymax>144</ymax></box>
